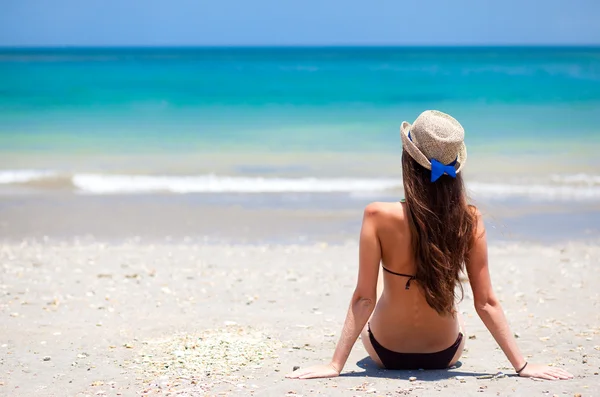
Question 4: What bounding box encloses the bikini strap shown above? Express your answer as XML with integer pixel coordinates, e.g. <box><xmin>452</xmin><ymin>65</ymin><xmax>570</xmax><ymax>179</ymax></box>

<box><xmin>404</xmin><ymin>276</ymin><xmax>415</xmax><ymax>290</ymax></box>
<box><xmin>381</xmin><ymin>266</ymin><xmax>416</xmax><ymax>290</ymax></box>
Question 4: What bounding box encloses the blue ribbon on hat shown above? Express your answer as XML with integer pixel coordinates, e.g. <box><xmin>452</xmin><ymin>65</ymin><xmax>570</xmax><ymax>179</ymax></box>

<box><xmin>430</xmin><ymin>158</ymin><xmax>457</xmax><ymax>182</ymax></box>
<box><xmin>408</xmin><ymin>131</ymin><xmax>458</xmax><ymax>182</ymax></box>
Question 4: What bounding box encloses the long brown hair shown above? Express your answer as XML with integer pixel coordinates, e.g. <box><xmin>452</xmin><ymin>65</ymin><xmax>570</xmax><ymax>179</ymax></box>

<box><xmin>402</xmin><ymin>150</ymin><xmax>476</xmax><ymax>316</ymax></box>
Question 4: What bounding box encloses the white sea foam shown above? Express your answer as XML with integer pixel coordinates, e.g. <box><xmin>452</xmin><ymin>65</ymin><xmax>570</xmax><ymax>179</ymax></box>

<box><xmin>68</xmin><ymin>173</ymin><xmax>600</xmax><ymax>199</ymax></box>
<box><xmin>2</xmin><ymin>169</ymin><xmax>600</xmax><ymax>200</ymax></box>
<box><xmin>549</xmin><ymin>173</ymin><xmax>600</xmax><ymax>186</ymax></box>
<box><xmin>71</xmin><ymin>173</ymin><xmax>401</xmax><ymax>194</ymax></box>
<box><xmin>468</xmin><ymin>173</ymin><xmax>600</xmax><ymax>200</ymax></box>
<box><xmin>0</xmin><ymin>170</ymin><xmax>57</xmax><ymax>184</ymax></box>
<box><xmin>468</xmin><ymin>181</ymin><xmax>600</xmax><ymax>200</ymax></box>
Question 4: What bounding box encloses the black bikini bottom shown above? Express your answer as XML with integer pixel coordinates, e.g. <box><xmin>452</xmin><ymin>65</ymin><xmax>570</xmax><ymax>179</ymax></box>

<box><xmin>368</xmin><ymin>324</ymin><xmax>463</xmax><ymax>370</ymax></box>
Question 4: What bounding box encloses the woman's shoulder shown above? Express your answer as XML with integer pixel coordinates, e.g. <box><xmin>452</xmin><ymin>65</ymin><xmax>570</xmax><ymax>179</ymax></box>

<box><xmin>363</xmin><ymin>201</ymin><xmax>406</xmax><ymax>223</ymax></box>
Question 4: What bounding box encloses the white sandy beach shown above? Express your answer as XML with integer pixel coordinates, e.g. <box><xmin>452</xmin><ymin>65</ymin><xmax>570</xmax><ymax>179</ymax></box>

<box><xmin>1</xmin><ymin>239</ymin><xmax>599</xmax><ymax>396</ymax></box>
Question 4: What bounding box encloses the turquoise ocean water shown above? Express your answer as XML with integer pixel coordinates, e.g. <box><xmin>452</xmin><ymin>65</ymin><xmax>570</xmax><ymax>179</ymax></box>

<box><xmin>1</xmin><ymin>47</ymin><xmax>599</xmax><ymax>201</ymax></box>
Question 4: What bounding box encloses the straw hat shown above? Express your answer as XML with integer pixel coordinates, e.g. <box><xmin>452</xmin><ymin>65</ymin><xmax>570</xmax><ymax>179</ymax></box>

<box><xmin>400</xmin><ymin>110</ymin><xmax>467</xmax><ymax>181</ymax></box>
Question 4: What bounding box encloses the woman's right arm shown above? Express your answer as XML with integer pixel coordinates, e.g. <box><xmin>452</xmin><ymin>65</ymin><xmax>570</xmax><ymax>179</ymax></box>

<box><xmin>465</xmin><ymin>209</ymin><xmax>573</xmax><ymax>380</ymax></box>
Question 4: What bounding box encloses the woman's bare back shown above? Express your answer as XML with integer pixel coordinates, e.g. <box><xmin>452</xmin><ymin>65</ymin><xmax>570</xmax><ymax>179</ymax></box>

<box><xmin>363</xmin><ymin>201</ymin><xmax>462</xmax><ymax>357</ymax></box>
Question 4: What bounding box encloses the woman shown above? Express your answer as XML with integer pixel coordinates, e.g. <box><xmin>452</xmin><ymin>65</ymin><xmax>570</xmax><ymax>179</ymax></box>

<box><xmin>287</xmin><ymin>110</ymin><xmax>573</xmax><ymax>380</ymax></box>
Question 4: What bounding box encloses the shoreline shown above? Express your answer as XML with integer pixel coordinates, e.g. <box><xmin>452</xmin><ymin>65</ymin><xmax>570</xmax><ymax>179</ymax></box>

<box><xmin>1</xmin><ymin>194</ymin><xmax>599</xmax><ymax>245</ymax></box>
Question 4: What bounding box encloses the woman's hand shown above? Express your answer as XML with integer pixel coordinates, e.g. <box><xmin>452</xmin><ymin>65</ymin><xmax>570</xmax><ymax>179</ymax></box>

<box><xmin>285</xmin><ymin>363</ymin><xmax>340</xmax><ymax>379</ymax></box>
<box><xmin>518</xmin><ymin>363</ymin><xmax>573</xmax><ymax>380</ymax></box>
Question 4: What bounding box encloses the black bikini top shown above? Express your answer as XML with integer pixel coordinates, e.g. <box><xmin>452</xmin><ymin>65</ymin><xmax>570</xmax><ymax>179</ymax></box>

<box><xmin>381</xmin><ymin>265</ymin><xmax>416</xmax><ymax>290</ymax></box>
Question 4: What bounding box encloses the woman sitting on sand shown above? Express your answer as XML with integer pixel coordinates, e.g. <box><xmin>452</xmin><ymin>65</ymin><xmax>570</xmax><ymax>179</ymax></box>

<box><xmin>287</xmin><ymin>110</ymin><xmax>573</xmax><ymax>381</ymax></box>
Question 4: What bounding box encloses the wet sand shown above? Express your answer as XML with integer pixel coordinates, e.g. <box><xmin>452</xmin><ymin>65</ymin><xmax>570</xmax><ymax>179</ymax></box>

<box><xmin>1</xmin><ymin>194</ymin><xmax>600</xmax><ymax>244</ymax></box>
<box><xmin>1</xmin><ymin>239</ymin><xmax>599</xmax><ymax>396</ymax></box>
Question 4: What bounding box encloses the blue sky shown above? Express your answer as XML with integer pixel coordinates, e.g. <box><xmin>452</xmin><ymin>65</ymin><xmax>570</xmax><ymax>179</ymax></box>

<box><xmin>1</xmin><ymin>0</ymin><xmax>599</xmax><ymax>46</ymax></box>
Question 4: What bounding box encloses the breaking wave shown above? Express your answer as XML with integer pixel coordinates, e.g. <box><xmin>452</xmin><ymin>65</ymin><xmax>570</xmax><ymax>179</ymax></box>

<box><xmin>2</xmin><ymin>170</ymin><xmax>600</xmax><ymax>200</ymax></box>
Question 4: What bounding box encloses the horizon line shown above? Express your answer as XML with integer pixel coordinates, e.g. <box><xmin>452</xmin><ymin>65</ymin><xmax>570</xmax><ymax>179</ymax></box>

<box><xmin>1</xmin><ymin>43</ymin><xmax>600</xmax><ymax>49</ymax></box>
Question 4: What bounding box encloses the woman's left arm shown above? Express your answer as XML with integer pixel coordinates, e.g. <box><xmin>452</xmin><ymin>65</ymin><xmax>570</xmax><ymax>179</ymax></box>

<box><xmin>286</xmin><ymin>204</ymin><xmax>382</xmax><ymax>379</ymax></box>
